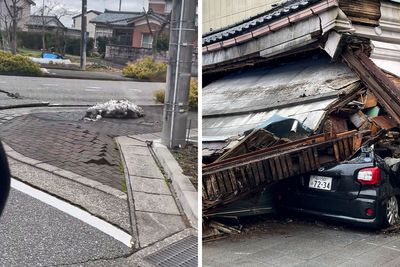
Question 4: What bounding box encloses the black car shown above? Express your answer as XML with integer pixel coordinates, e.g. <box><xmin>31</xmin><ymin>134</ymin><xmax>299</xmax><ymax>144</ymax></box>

<box><xmin>278</xmin><ymin>147</ymin><xmax>400</xmax><ymax>228</ymax></box>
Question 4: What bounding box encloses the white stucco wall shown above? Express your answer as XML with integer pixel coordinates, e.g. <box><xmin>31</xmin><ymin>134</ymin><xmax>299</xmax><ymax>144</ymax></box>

<box><xmin>72</xmin><ymin>11</ymin><xmax>99</xmax><ymax>38</ymax></box>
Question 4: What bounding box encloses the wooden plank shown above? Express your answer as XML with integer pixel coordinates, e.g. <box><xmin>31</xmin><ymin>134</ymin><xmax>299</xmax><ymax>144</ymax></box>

<box><xmin>333</xmin><ymin>142</ymin><xmax>341</xmax><ymax>162</ymax></box>
<box><xmin>215</xmin><ymin>172</ymin><xmax>227</xmax><ymax>195</ymax></box>
<box><xmin>301</xmin><ymin>150</ymin><xmax>311</xmax><ymax>172</ymax></box>
<box><xmin>307</xmin><ymin>149</ymin><xmax>316</xmax><ymax>170</ymax></box>
<box><xmin>222</xmin><ymin>170</ymin><xmax>233</xmax><ymax>194</ymax></box>
<box><xmin>262</xmin><ymin>159</ymin><xmax>273</xmax><ymax>183</ymax></box>
<box><xmin>286</xmin><ymin>154</ymin><xmax>294</xmax><ymax>176</ymax></box>
<box><xmin>210</xmin><ymin>174</ymin><xmax>220</xmax><ymax>198</ymax></box>
<box><xmin>228</xmin><ymin>169</ymin><xmax>238</xmax><ymax>192</ymax></box>
<box><xmin>313</xmin><ymin>147</ymin><xmax>320</xmax><ymax>168</ymax></box>
<box><xmin>338</xmin><ymin>140</ymin><xmax>345</xmax><ymax>161</ymax></box>
<box><xmin>274</xmin><ymin>157</ymin><xmax>283</xmax><ymax>179</ymax></box>
<box><xmin>280</xmin><ymin>155</ymin><xmax>289</xmax><ymax>178</ymax></box>
<box><xmin>240</xmin><ymin>168</ymin><xmax>249</xmax><ymax>188</ymax></box>
<box><xmin>245</xmin><ymin>164</ymin><xmax>256</xmax><ymax>187</ymax></box>
<box><xmin>251</xmin><ymin>163</ymin><xmax>261</xmax><ymax>186</ymax></box>
<box><xmin>269</xmin><ymin>159</ymin><xmax>278</xmax><ymax>181</ymax></box>
<box><xmin>298</xmin><ymin>152</ymin><xmax>306</xmax><ymax>173</ymax></box>
<box><xmin>257</xmin><ymin>161</ymin><xmax>266</xmax><ymax>182</ymax></box>
<box><xmin>343</xmin><ymin>138</ymin><xmax>351</xmax><ymax>158</ymax></box>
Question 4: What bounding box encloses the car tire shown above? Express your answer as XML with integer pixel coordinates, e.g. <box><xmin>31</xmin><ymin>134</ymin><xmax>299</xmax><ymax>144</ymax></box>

<box><xmin>383</xmin><ymin>195</ymin><xmax>400</xmax><ymax>227</ymax></box>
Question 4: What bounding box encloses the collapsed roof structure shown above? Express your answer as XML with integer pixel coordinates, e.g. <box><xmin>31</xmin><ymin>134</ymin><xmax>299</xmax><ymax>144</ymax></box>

<box><xmin>202</xmin><ymin>0</ymin><xmax>400</xmax><ymax>217</ymax></box>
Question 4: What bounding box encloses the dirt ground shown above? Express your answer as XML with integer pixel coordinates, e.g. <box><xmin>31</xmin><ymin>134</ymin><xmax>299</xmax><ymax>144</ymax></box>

<box><xmin>170</xmin><ymin>144</ymin><xmax>198</xmax><ymax>189</ymax></box>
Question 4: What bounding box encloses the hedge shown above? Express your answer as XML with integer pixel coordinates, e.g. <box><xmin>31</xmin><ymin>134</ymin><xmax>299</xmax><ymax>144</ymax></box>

<box><xmin>17</xmin><ymin>31</ymin><xmax>94</xmax><ymax>56</ymax></box>
<box><xmin>0</xmin><ymin>50</ymin><xmax>42</xmax><ymax>76</ymax></box>
<box><xmin>122</xmin><ymin>56</ymin><xmax>167</xmax><ymax>82</ymax></box>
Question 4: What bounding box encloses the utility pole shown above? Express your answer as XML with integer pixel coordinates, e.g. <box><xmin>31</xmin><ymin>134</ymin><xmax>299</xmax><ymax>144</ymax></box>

<box><xmin>119</xmin><ymin>0</ymin><xmax>122</xmax><ymax>11</ymax></box>
<box><xmin>80</xmin><ymin>0</ymin><xmax>87</xmax><ymax>70</ymax></box>
<box><xmin>161</xmin><ymin>0</ymin><xmax>197</xmax><ymax>148</ymax></box>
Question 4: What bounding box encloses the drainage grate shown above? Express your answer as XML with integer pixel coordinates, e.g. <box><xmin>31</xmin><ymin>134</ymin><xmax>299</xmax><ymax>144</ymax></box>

<box><xmin>145</xmin><ymin>235</ymin><xmax>198</xmax><ymax>267</ymax></box>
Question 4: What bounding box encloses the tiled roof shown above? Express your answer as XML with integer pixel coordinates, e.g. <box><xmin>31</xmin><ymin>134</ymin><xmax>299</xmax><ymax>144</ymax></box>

<box><xmin>202</xmin><ymin>0</ymin><xmax>321</xmax><ymax>46</ymax></box>
<box><xmin>90</xmin><ymin>9</ymin><xmax>167</xmax><ymax>27</ymax></box>
<box><xmin>89</xmin><ymin>10</ymin><xmax>143</xmax><ymax>25</ymax></box>
<box><xmin>27</xmin><ymin>16</ymin><xmax>65</xmax><ymax>28</ymax></box>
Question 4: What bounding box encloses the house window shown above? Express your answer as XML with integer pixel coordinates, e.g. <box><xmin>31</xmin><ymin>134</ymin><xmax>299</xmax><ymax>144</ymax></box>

<box><xmin>141</xmin><ymin>33</ymin><xmax>153</xmax><ymax>49</ymax></box>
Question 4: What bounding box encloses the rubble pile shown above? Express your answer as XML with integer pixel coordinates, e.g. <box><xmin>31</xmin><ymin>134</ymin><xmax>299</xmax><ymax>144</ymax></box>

<box><xmin>202</xmin><ymin>46</ymin><xmax>400</xmax><ymax>220</ymax></box>
<box><xmin>84</xmin><ymin>100</ymin><xmax>145</xmax><ymax>121</ymax></box>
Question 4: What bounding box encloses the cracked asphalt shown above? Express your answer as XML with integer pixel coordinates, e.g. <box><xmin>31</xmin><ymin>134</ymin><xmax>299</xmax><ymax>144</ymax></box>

<box><xmin>0</xmin><ymin>106</ymin><xmax>164</xmax><ymax>190</ymax></box>
<box><xmin>0</xmin><ymin>188</ymin><xmax>131</xmax><ymax>266</ymax></box>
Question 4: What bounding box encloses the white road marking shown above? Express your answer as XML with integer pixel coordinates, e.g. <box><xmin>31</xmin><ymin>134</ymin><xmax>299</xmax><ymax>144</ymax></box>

<box><xmin>87</xmin><ymin>86</ymin><xmax>102</xmax><ymax>89</ymax></box>
<box><xmin>11</xmin><ymin>178</ymin><xmax>132</xmax><ymax>248</ymax></box>
<box><xmin>42</xmin><ymin>84</ymin><xmax>58</xmax><ymax>86</ymax></box>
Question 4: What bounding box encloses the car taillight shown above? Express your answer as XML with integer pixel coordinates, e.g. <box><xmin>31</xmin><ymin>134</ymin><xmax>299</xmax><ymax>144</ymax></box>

<box><xmin>357</xmin><ymin>167</ymin><xmax>380</xmax><ymax>185</ymax></box>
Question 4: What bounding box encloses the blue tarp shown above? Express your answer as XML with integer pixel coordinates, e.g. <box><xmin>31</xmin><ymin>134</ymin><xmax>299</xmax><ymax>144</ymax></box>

<box><xmin>42</xmin><ymin>52</ymin><xmax>64</xmax><ymax>59</ymax></box>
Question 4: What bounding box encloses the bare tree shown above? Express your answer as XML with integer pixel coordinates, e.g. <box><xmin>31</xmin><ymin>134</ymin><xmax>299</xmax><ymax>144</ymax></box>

<box><xmin>1</xmin><ymin>0</ymin><xmax>31</xmax><ymax>54</ymax></box>
<box><xmin>143</xmin><ymin>8</ymin><xmax>170</xmax><ymax>59</ymax></box>
<box><xmin>33</xmin><ymin>0</ymin><xmax>72</xmax><ymax>51</ymax></box>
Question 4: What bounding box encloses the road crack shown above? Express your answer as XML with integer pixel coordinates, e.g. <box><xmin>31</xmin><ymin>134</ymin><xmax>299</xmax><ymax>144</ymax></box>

<box><xmin>48</xmin><ymin>250</ymin><xmax>137</xmax><ymax>267</ymax></box>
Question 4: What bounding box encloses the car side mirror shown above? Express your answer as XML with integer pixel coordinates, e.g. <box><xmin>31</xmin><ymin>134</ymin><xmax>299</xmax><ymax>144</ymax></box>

<box><xmin>0</xmin><ymin>142</ymin><xmax>10</xmax><ymax>217</ymax></box>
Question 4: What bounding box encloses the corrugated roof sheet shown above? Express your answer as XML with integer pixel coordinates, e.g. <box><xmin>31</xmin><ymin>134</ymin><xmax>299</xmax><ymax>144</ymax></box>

<box><xmin>203</xmin><ymin>100</ymin><xmax>334</xmax><ymax>138</ymax></box>
<box><xmin>202</xmin><ymin>0</ymin><xmax>322</xmax><ymax>45</ymax></box>
<box><xmin>203</xmin><ymin>55</ymin><xmax>358</xmax><ymax>117</ymax></box>
<box><xmin>203</xmin><ymin>54</ymin><xmax>359</xmax><ymax>138</ymax></box>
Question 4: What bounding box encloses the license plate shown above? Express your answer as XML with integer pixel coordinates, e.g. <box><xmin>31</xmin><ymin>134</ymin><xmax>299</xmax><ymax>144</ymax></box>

<box><xmin>309</xmin><ymin>175</ymin><xmax>332</xmax><ymax>190</ymax></box>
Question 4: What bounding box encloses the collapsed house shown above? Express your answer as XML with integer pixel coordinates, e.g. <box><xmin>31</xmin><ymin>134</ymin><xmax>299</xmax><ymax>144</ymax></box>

<box><xmin>202</xmin><ymin>0</ymin><xmax>400</xmax><ymax>224</ymax></box>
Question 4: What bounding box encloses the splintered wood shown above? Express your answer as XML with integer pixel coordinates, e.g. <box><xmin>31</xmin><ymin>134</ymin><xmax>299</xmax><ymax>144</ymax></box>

<box><xmin>203</xmin><ymin>131</ymin><xmax>366</xmax><ymax>212</ymax></box>
<box><xmin>339</xmin><ymin>0</ymin><xmax>381</xmax><ymax>26</ymax></box>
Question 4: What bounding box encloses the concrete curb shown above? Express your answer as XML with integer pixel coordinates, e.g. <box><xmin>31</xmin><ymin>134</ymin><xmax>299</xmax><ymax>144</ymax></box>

<box><xmin>41</xmin><ymin>69</ymin><xmax>163</xmax><ymax>83</ymax></box>
<box><xmin>3</xmin><ymin>142</ymin><xmax>127</xmax><ymax>200</ymax></box>
<box><xmin>44</xmin><ymin>73</ymin><xmax>135</xmax><ymax>82</ymax></box>
<box><xmin>115</xmin><ymin>138</ymin><xmax>139</xmax><ymax>249</ymax></box>
<box><xmin>152</xmin><ymin>140</ymin><xmax>198</xmax><ymax>229</ymax></box>
<box><xmin>0</xmin><ymin>102</ymin><xmax>49</xmax><ymax>110</ymax></box>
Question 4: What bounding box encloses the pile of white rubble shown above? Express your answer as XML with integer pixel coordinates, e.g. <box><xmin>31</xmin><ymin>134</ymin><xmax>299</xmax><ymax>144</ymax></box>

<box><xmin>84</xmin><ymin>99</ymin><xmax>145</xmax><ymax>121</ymax></box>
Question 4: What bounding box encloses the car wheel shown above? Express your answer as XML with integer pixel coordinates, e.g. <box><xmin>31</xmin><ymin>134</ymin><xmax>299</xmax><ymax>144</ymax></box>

<box><xmin>384</xmin><ymin>195</ymin><xmax>399</xmax><ymax>226</ymax></box>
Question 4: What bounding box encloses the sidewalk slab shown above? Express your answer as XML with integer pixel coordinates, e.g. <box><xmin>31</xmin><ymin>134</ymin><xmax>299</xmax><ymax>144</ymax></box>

<box><xmin>116</xmin><ymin>135</ymin><xmax>188</xmax><ymax>249</ymax></box>
<box><xmin>126</xmin><ymin>153</ymin><xmax>164</xmax><ymax>180</ymax></box>
<box><xmin>133</xmin><ymin>192</ymin><xmax>180</xmax><ymax>215</ymax></box>
<box><xmin>136</xmin><ymin>211</ymin><xmax>185</xmax><ymax>248</ymax></box>
<box><xmin>132</xmin><ymin>176</ymin><xmax>171</xmax><ymax>195</ymax></box>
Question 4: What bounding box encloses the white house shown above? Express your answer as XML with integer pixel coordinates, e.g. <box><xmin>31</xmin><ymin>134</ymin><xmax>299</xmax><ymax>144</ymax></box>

<box><xmin>72</xmin><ymin>10</ymin><xmax>102</xmax><ymax>39</ymax></box>
<box><xmin>0</xmin><ymin>0</ymin><xmax>35</xmax><ymax>31</ymax></box>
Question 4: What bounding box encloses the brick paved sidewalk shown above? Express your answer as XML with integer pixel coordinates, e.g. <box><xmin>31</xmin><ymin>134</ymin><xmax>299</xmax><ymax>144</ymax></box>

<box><xmin>0</xmin><ymin>106</ymin><xmax>168</xmax><ymax>190</ymax></box>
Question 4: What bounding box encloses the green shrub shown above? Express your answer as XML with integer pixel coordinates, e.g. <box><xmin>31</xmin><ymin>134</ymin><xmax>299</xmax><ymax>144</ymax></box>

<box><xmin>153</xmin><ymin>78</ymin><xmax>198</xmax><ymax>110</ymax></box>
<box><xmin>189</xmin><ymin>78</ymin><xmax>198</xmax><ymax>110</ymax></box>
<box><xmin>122</xmin><ymin>56</ymin><xmax>167</xmax><ymax>82</ymax></box>
<box><xmin>0</xmin><ymin>50</ymin><xmax>42</xmax><ymax>76</ymax></box>
<box><xmin>154</xmin><ymin>89</ymin><xmax>165</xmax><ymax>103</ymax></box>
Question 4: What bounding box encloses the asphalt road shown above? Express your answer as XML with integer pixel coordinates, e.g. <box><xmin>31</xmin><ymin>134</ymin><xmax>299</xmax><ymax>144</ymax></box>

<box><xmin>0</xmin><ymin>183</ymin><xmax>131</xmax><ymax>266</ymax></box>
<box><xmin>0</xmin><ymin>75</ymin><xmax>165</xmax><ymax>106</ymax></box>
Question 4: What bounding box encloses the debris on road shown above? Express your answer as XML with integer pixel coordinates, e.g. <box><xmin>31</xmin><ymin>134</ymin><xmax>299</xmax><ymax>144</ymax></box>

<box><xmin>84</xmin><ymin>100</ymin><xmax>145</xmax><ymax>121</ymax></box>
